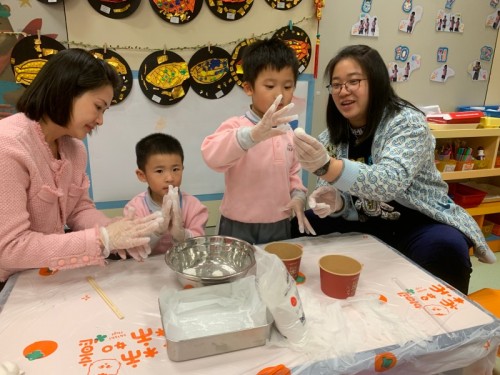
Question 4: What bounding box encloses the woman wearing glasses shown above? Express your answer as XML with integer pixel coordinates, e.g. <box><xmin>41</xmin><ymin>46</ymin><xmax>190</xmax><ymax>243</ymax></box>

<box><xmin>292</xmin><ymin>44</ymin><xmax>496</xmax><ymax>294</ymax></box>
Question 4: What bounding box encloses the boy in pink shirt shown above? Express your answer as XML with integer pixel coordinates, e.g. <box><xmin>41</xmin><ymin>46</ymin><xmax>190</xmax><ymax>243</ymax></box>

<box><xmin>125</xmin><ymin>133</ymin><xmax>208</xmax><ymax>255</ymax></box>
<box><xmin>201</xmin><ymin>38</ymin><xmax>314</xmax><ymax>244</ymax></box>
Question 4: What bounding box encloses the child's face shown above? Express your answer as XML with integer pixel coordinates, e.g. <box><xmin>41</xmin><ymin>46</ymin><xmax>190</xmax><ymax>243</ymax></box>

<box><xmin>136</xmin><ymin>153</ymin><xmax>183</xmax><ymax>205</ymax></box>
<box><xmin>243</xmin><ymin>66</ymin><xmax>296</xmax><ymax>118</ymax></box>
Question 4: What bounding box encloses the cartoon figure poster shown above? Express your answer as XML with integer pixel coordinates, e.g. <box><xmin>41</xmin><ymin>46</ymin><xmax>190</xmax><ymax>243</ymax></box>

<box><xmin>399</xmin><ymin>5</ymin><xmax>423</xmax><ymax>33</ymax></box>
<box><xmin>351</xmin><ymin>13</ymin><xmax>379</xmax><ymax>37</ymax></box>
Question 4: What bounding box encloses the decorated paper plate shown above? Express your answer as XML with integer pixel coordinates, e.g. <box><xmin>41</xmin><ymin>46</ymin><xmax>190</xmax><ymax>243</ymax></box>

<box><xmin>89</xmin><ymin>48</ymin><xmax>133</xmax><ymax>105</ymax></box>
<box><xmin>264</xmin><ymin>0</ymin><xmax>301</xmax><ymax>10</ymax></box>
<box><xmin>188</xmin><ymin>46</ymin><xmax>235</xmax><ymax>99</ymax></box>
<box><xmin>10</xmin><ymin>35</ymin><xmax>66</xmax><ymax>87</ymax></box>
<box><xmin>205</xmin><ymin>0</ymin><xmax>254</xmax><ymax>21</ymax></box>
<box><xmin>229</xmin><ymin>38</ymin><xmax>257</xmax><ymax>87</ymax></box>
<box><xmin>87</xmin><ymin>0</ymin><xmax>141</xmax><ymax>19</ymax></box>
<box><xmin>148</xmin><ymin>0</ymin><xmax>203</xmax><ymax>24</ymax></box>
<box><xmin>138</xmin><ymin>50</ymin><xmax>190</xmax><ymax>105</ymax></box>
<box><xmin>273</xmin><ymin>25</ymin><xmax>312</xmax><ymax>74</ymax></box>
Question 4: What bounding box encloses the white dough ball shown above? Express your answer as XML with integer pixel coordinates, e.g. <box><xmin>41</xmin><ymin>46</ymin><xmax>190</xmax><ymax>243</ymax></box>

<box><xmin>294</xmin><ymin>127</ymin><xmax>306</xmax><ymax>135</ymax></box>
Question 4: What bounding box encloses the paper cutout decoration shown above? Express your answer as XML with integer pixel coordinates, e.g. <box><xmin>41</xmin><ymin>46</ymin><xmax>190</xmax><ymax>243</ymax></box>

<box><xmin>486</xmin><ymin>10</ymin><xmax>500</xmax><ymax>29</ymax></box>
<box><xmin>480</xmin><ymin>46</ymin><xmax>494</xmax><ymax>61</ymax></box>
<box><xmin>10</xmin><ymin>35</ymin><xmax>66</xmax><ymax>87</ymax></box>
<box><xmin>387</xmin><ymin>54</ymin><xmax>421</xmax><ymax>83</ymax></box>
<box><xmin>148</xmin><ymin>0</ymin><xmax>203</xmax><ymax>24</ymax></box>
<box><xmin>188</xmin><ymin>46</ymin><xmax>235</xmax><ymax>99</ymax></box>
<box><xmin>437</xmin><ymin>47</ymin><xmax>448</xmax><ymax>62</ymax></box>
<box><xmin>395</xmin><ymin>45</ymin><xmax>410</xmax><ymax>62</ymax></box>
<box><xmin>435</xmin><ymin>10</ymin><xmax>464</xmax><ymax>33</ymax></box>
<box><xmin>361</xmin><ymin>0</ymin><xmax>372</xmax><ymax>13</ymax></box>
<box><xmin>89</xmin><ymin>48</ymin><xmax>133</xmax><ymax>105</ymax></box>
<box><xmin>273</xmin><ymin>25</ymin><xmax>311</xmax><ymax>74</ymax></box>
<box><xmin>399</xmin><ymin>5</ymin><xmax>422</xmax><ymax>33</ymax></box>
<box><xmin>491</xmin><ymin>0</ymin><xmax>499</xmax><ymax>8</ymax></box>
<box><xmin>468</xmin><ymin>61</ymin><xmax>487</xmax><ymax>81</ymax></box>
<box><xmin>445</xmin><ymin>0</ymin><xmax>455</xmax><ymax>10</ymax></box>
<box><xmin>229</xmin><ymin>38</ymin><xmax>257</xmax><ymax>87</ymax></box>
<box><xmin>87</xmin><ymin>0</ymin><xmax>141</xmax><ymax>19</ymax></box>
<box><xmin>265</xmin><ymin>0</ymin><xmax>302</xmax><ymax>10</ymax></box>
<box><xmin>205</xmin><ymin>0</ymin><xmax>254</xmax><ymax>21</ymax></box>
<box><xmin>430</xmin><ymin>64</ymin><xmax>455</xmax><ymax>82</ymax></box>
<box><xmin>138</xmin><ymin>50</ymin><xmax>190</xmax><ymax>105</ymax></box>
<box><xmin>402</xmin><ymin>0</ymin><xmax>412</xmax><ymax>13</ymax></box>
<box><xmin>351</xmin><ymin>13</ymin><xmax>379</xmax><ymax>37</ymax></box>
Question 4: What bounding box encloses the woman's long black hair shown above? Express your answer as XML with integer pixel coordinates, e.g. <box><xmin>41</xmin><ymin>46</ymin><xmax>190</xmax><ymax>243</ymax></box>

<box><xmin>324</xmin><ymin>45</ymin><xmax>422</xmax><ymax>145</ymax></box>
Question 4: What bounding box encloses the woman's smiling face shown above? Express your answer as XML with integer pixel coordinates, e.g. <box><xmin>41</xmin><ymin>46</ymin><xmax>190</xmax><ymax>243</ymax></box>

<box><xmin>330</xmin><ymin>58</ymin><xmax>369</xmax><ymax>127</ymax></box>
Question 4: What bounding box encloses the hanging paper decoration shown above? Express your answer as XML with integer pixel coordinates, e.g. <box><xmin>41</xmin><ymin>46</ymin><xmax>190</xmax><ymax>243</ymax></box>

<box><xmin>138</xmin><ymin>50</ymin><xmax>190</xmax><ymax>105</ymax></box>
<box><xmin>205</xmin><ymin>0</ymin><xmax>254</xmax><ymax>21</ymax></box>
<box><xmin>480</xmin><ymin>46</ymin><xmax>493</xmax><ymax>61</ymax></box>
<box><xmin>188</xmin><ymin>46</ymin><xmax>235</xmax><ymax>99</ymax></box>
<box><xmin>148</xmin><ymin>0</ymin><xmax>203</xmax><ymax>24</ymax></box>
<box><xmin>229</xmin><ymin>38</ymin><xmax>257</xmax><ymax>87</ymax></box>
<box><xmin>265</xmin><ymin>0</ymin><xmax>302</xmax><ymax>11</ymax></box>
<box><xmin>89</xmin><ymin>48</ymin><xmax>133</xmax><ymax>105</ymax></box>
<box><xmin>10</xmin><ymin>35</ymin><xmax>66</xmax><ymax>87</ymax></box>
<box><xmin>430</xmin><ymin>64</ymin><xmax>455</xmax><ymax>83</ymax></box>
<box><xmin>313</xmin><ymin>0</ymin><xmax>324</xmax><ymax>78</ymax></box>
<box><xmin>486</xmin><ymin>9</ymin><xmax>500</xmax><ymax>29</ymax></box>
<box><xmin>273</xmin><ymin>25</ymin><xmax>312</xmax><ymax>74</ymax></box>
<box><xmin>435</xmin><ymin>10</ymin><xmax>464</xmax><ymax>33</ymax></box>
<box><xmin>386</xmin><ymin>54</ymin><xmax>421</xmax><ymax>83</ymax></box>
<box><xmin>87</xmin><ymin>0</ymin><xmax>141</xmax><ymax>19</ymax></box>
<box><xmin>437</xmin><ymin>47</ymin><xmax>448</xmax><ymax>62</ymax></box>
<box><xmin>398</xmin><ymin>5</ymin><xmax>422</xmax><ymax>34</ymax></box>
<box><xmin>468</xmin><ymin>60</ymin><xmax>488</xmax><ymax>81</ymax></box>
<box><xmin>361</xmin><ymin>0</ymin><xmax>372</xmax><ymax>13</ymax></box>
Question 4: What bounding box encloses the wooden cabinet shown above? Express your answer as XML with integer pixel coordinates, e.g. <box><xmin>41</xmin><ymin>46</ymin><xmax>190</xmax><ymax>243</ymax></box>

<box><xmin>432</xmin><ymin>127</ymin><xmax>500</xmax><ymax>252</ymax></box>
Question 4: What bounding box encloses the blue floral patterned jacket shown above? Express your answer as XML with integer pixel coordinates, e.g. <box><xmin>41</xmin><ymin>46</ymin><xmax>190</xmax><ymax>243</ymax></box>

<box><xmin>316</xmin><ymin>106</ymin><xmax>496</xmax><ymax>264</ymax></box>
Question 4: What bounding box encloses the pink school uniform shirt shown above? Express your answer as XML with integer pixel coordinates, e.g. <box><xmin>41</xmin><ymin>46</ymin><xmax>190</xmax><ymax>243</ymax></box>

<box><xmin>124</xmin><ymin>191</ymin><xmax>208</xmax><ymax>254</ymax></box>
<box><xmin>201</xmin><ymin>115</ymin><xmax>307</xmax><ymax>224</ymax></box>
<box><xmin>0</xmin><ymin>113</ymin><xmax>112</xmax><ymax>281</ymax></box>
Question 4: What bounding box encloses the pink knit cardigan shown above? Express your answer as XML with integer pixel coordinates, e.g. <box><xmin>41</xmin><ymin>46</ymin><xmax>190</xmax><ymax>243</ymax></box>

<box><xmin>0</xmin><ymin>114</ymin><xmax>112</xmax><ymax>281</ymax></box>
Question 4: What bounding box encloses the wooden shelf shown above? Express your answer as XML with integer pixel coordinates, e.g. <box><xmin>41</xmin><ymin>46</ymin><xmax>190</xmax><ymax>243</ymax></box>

<box><xmin>441</xmin><ymin>168</ymin><xmax>500</xmax><ymax>180</ymax></box>
<box><xmin>432</xmin><ymin>128</ymin><xmax>500</xmax><ymax>138</ymax></box>
<box><xmin>466</xmin><ymin>201</ymin><xmax>500</xmax><ymax>216</ymax></box>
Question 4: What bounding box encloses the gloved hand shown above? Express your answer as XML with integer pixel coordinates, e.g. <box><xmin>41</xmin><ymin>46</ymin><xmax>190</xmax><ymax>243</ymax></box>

<box><xmin>293</xmin><ymin>128</ymin><xmax>331</xmax><ymax>173</ymax></box>
<box><xmin>170</xmin><ymin>190</ymin><xmax>189</xmax><ymax>243</ymax></box>
<box><xmin>308</xmin><ymin>186</ymin><xmax>343</xmax><ymax>218</ymax></box>
<box><xmin>250</xmin><ymin>94</ymin><xmax>299</xmax><ymax>143</ymax></box>
<box><xmin>155</xmin><ymin>189</ymin><xmax>175</xmax><ymax>235</ymax></box>
<box><xmin>100</xmin><ymin>207</ymin><xmax>162</xmax><ymax>260</ymax></box>
<box><xmin>284</xmin><ymin>196</ymin><xmax>316</xmax><ymax>236</ymax></box>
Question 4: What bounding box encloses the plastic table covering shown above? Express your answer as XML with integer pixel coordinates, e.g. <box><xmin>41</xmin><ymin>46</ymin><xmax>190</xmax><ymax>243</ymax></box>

<box><xmin>0</xmin><ymin>233</ymin><xmax>499</xmax><ymax>375</ymax></box>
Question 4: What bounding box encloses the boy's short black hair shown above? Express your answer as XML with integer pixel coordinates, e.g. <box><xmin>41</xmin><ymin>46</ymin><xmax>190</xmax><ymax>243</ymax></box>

<box><xmin>242</xmin><ymin>37</ymin><xmax>299</xmax><ymax>86</ymax></box>
<box><xmin>135</xmin><ymin>133</ymin><xmax>184</xmax><ymax>171</ymax></box>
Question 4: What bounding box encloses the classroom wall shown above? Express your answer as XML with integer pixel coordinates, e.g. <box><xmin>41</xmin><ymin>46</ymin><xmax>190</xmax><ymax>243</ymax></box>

<box><xmin>1</xmin><ymin>0</ymin><xmax>499</xmax><ymax>230</ymax></box>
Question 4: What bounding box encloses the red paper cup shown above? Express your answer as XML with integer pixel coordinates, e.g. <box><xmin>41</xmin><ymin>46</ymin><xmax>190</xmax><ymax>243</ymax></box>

<box><xmin>264</xmin><ymin>242</ymin><xmax>303</xmax><ymax>279</ymax></box>
<box><xmin>319</xmin><ymin>254</ymin><xmax>362</xmax><ymax>299</ymax></box>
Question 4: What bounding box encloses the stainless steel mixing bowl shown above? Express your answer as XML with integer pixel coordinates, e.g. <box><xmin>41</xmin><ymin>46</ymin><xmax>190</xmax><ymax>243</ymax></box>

<box><xmin>165</xmin><ymin>236</ymin><xmax>256</xmax><ymax>288</ymax></box>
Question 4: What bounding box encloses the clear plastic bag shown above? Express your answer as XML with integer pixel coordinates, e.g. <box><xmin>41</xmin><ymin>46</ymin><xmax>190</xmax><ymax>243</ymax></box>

<box><xmin>254</xmin><ymin>246</ymin><xmax>307</xmax><ymax>345</ymax></box>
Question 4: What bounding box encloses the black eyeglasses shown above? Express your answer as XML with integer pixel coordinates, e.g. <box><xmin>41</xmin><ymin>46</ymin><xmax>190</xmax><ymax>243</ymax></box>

<box><xmin>326</xmin><ymin>78</ymin><xmax>367</xmax><ymax>95</ymax></box>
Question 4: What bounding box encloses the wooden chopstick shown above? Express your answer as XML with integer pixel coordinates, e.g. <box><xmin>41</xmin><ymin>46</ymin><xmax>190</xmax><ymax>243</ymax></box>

<box><xmin>86</xmin><ymin>276</ymin><xmax>124</xmax><ymax>320</ymax></box>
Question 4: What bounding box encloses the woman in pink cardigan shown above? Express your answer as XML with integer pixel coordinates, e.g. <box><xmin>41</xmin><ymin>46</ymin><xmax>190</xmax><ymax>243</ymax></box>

<box><xmin>0</xmin><ymin>49</ymin><xmax>162</xmax><ymax>289</ymax></box>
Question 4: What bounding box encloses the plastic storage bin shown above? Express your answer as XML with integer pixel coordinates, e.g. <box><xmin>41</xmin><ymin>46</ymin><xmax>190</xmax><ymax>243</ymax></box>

<box><xmin>457</xmin><ymin>105</ymin><xmax>500</xmax><ymax>118</ymax></box>
<box><xmin>447</xmin><ymin>183</ymin><xmax>487</xmax><ymax>208</ymax></box>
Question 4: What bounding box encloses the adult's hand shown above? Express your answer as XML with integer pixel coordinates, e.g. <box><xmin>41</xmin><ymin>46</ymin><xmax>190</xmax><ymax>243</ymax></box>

<box><xmin>293</xmin><ymin>128</ymin><xmax>330</xmax><ymax>173</ymax></box>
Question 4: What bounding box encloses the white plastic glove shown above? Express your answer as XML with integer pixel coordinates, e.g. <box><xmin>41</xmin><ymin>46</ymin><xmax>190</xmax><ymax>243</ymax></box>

<box><xmin>156</xmin><ymin>189</ymin><xmax>175</xmax><ymax>235</ymax></box>
<box><xmin>293</xmin><ymin>128</ymin><xmax>331</xmax><ymax>173</ymax></box>
<box><xmin>308</xmin><ymin>186</ymin><xmax>343</xmax><ymax>218</ymax></box>
<box><xmin>100</xmin><ymin>207</ymin><xmax>162</xmax><ymax>260</ymax></box>
<box><xmin>250</xmin><ymin>94</ymin><xmax>299</xmax><ymax>143</ymax></box>
<box><xmin>284</xmin><ymin>196</ymin><xmax>316</xmax><ymax>236</ymax></box>
<box><xmin>170</xmin><ymin>190</ymin><xmax>189</xmax><ymax>243</ymax></box>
